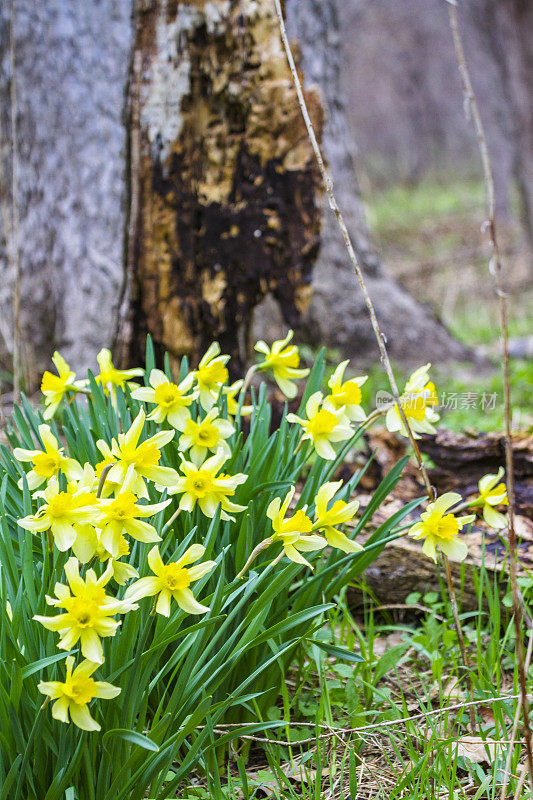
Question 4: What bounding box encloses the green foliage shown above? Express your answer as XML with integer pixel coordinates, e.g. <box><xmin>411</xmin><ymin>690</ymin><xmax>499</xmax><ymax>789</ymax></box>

<box><xmin>0</xmin><ymin>341</ymin><xmax>418</xmax><ymax>799</ymax></box>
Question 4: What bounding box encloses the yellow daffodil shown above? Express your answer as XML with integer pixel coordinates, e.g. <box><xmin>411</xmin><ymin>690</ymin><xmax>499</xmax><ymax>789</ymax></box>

<box><xmin>41</xmin><ymin>351</ymin><xmax>88</xmax><ymax>419</ymax></box>
<box><xmin>287</xmin><ymin>392</ymin><xmax>353</xmax><ymax>460</ymax></box>
<box><xmin>267</xmin><ymin>487</ymin><xmax>326</xmax><ymax>569</ymax></box>
<box><xmin>95</xmin><ymin>533</ymin><xmax>139</xmax><ymax>585</ymax></box>
<box><xmin>95</xmin><ymin>348</ymin><xmax>143</xmax><ymax>403</ymax></box>
<box><xmin>95</xmin><ymin>466</ymin><xmax>170</xmax><ymax>557</ymax></box>
<box><xmin>125</xmin><ymin>544</ymin><xmax>216</xmax><ymax>616</ymax></box>
<box><xmin>14</xmin><ymin>424</ymin><xmax>84</xmax><ymax>491</ymax></box>
<box><xmin>408</xmin><ymin>492</ymin><xmax>475</xmax><ymax>563</ymax></box>
<box><xmin>324</xmin><ymin>361</ymin><xmax>367</xmax><ymax>422</ymax></box>
<box><xmin>254</xmin><ymin>330</ymin><xmax>309</xmax><ymax>399</ymax></box>
<box><xmin>96</xmin><ymin>409</ymin><xmax>177</xmax><ymax>498</ymax></box>
<box><xmin>131</xmin><ymin>369</ymin><xmax>197</xmax><ymax>429</ymax></box>
<box><xmin>38</xmin><ymin>656</ymin><xmax>120</xmax><ymax>731</ymax></box>
<box><xmin>222</xmin><ymin>380</ymin><xmax>253</xmax><ymax>417</ymax></box>
<box><xmin>168</xmin><ymin>449</ymin><xmax>247</xmax><ymax>520</ymax></box>
<box><xmin>18</xmin><ymin>476</ymin><xmax>98</xmax><ymax>552</ymax></box>
<box><xmin>194</xmin><ymin>342</ymin><xmax>230</xmax><ymax>410</ymax></box>
<box><xmin>178</xmin><ymin>409</ymin><xmax>235</xmax><ymax>465</ymax></box>
<box><xmin>34</xmin><ymin>557</ymin><xmax>137</xmax><ymax>663</ymax></box>
<box><xmin>385</xmin><ymin>364</ymin><xmax>439</xmax><ymax>438</ymax></box>
<box><xmin>470</xmin><ymin>467</ymin><xmax>508</xmax><ymax>529</ymax></box>
<box><xmin>312</xmin><ymin>481</ymin><xmax>362</xmax><ymax>553</ymax></box>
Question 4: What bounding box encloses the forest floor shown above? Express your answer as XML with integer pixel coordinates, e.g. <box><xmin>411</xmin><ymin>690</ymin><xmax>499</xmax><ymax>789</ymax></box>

<box><xmin>364</xmin><ymin>177</ymin><xmax>533</xmax><ymax>433</ymax></box>
<box><xmin>174</xmin><ymin>178</ymin><xmax>533</xmax><ymax>799</ymax></box>
<box><xmin>179</xmin><ymin>564</ymin><xmax>530</xmax><ymax>799</ymax></box>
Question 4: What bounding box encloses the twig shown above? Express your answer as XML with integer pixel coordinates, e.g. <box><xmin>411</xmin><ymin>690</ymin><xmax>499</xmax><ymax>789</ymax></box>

<box><xmin>9</xmin><ymin>0</ymin><xmax>21</xmax><ymax>400</ymax></box>
<box><xmin>447</xmin><ymin>1</ymin><xmax>533</xmax><ymax>789</ymax></box>
<box><xmin>202</xmin><ymin>692</ymin><xmax>527</xmax><ymax>746</ymax></box>
<box><xmin>114</xmin><ymin>6</ymin><xmax>142</xmax><ymax>366</ymax></box>
<box><xmin>273</xmin><ymin>0</ymin><xmax>474</xmax><ymax>727</ymax></box>
<box><xmin>502</xmin><ymin>627</ymin><xmax>533</xmax><ymax>800</ymax></box>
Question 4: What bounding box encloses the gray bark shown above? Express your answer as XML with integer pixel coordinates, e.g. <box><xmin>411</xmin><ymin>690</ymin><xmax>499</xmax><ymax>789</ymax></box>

<box><xmin>0</xmin><ymin>0</ymin><xmax>132</xmax><ymax>382</ymax></box>
<box><xmin>284</xmin><ymin>0</ymin><xmax>471</xmax><ymax>365</ymax></box>
<box><xmin>498</xmin><ymin>0</ymin><xmax>533</xmax><ymax>250</ymax></box>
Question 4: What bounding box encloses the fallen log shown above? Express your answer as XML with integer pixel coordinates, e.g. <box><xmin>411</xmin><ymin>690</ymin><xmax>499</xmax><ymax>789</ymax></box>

<box><xmin>346</xmin><ymin>428</ymin><xmax>533</xmax><ymax>608</ymax></box>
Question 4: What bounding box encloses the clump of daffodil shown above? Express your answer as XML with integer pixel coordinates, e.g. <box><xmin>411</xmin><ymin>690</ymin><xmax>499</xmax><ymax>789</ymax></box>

<box><xmin>254</xmin><ymin>330</ymin><xmax>309</xmax><ymax>399</ymax></box>
<box><xmin>34</xmin><ymin>558</ymin><xmax>137</xmax><ymax>663</ymax></box>
<box><xmin>194</xmin><ymin>342</ymin><xmax>230</xmax><ymax>411</ymax></box>
<box><xmin>385</xmin><ymin>363</ymin><xmax>439</xmax><ymax>438</ymax></box>
<box><xmin>324</xmin><ymin>361</ymin><xmax>367</xmax><ymax>422</ymax></box>
<box><xmin>178</xmin><ymin>408</ymin><xmax>235</xmax><ymax>465</ymax></box>
<box><xmin>469</xmin><ymin>467</ymin><xmax>508</xmax><ymax>529</ymax></box>
<box><xmin>408</xmin><ymin>492</ymin><xmax>475</xmax><ymax>563</ymax></box>
<box><xmin>131</xmin><ymin>369</ymin><xmax>197</xmax><ymax>429</ymax></box>
<box><xmin>287</xmin><ymin>392</ymin><xmax>353</xmax><ymax>460</ymax></box>
<box><xmin>14</xmin><ymin>424</ymin><xmax>84</xmax><ymax>490</ymax></box>
<box><xmin>18</xmin><ymin>476</ymin><xmax>98</xmax><ymax>552</ymax></box>
<box><xmin>168</xmin><ymin>449</ymin><xmax>247</xmax><ymax>520</ymax></box>
<box><xmin>312</xmin><ymin>481</ymin><xmax>362</xmax><ymax>553</ymax></box>
<box><xmin>41</xmin><ymin>351</ymin><xmax>88</xmax><ymax>419</ymax></box>
<box><xmin>95</xmin><ymin>348</ymin><xmax>143</xmax><ymax>404</ymax></box>
<box><xmin>125</xmin><ymin>544</ymin><xmax>216</xmax><ymax>616</ymax></box>
<box><xmin>95</xmin><ymin>466</ymin><xmax>170</xmax><ymax>558</ymax></box>
<box><xmin>266</xmin><ymin>487</ymin><xmax>327</xmax><ymax>569</ymax></box>
<box><xmin>96</xmin><ymin>409</ymin><xmax>177</xmax><ymax>498</ymax></box>
<box><xmin>38</xmin><ymin>656</ymin><xmax>120</xmax><ymax>732</ymax></box>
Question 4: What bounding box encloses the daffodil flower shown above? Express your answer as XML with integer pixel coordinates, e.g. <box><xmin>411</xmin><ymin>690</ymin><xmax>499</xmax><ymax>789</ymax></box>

<box><xmin>267</xmin><ymin>487</ymin><xmax>326</xmax><ymax>569</ymax></box>
<box><xmin>96</xmin><ymin>409</ymin><xmax>177</xmax><ymax>498</ymax></box>
<box><xmin>14</xmin><ymin>424</ymin><xmax>84</xmax><ymax>490</ymax></box>
<box><xmin>221</xmin><ymin>380</ymin><xmax>253</xmax><ymax>418</ymax></box>
<box><xmin>323</xmin><ymin>361</ymin><xmax>367</xmax><ymax>422</ymax></box>
<box><xmin>95</xmin><ymin>348</ymin><xmax>144</xmax><ymax>404</ymax></box>
<box><xmin>470</xmin><ymin>467</ymin><xmax>508</xmax><ymax>529</ymax></box>
<box><xmin>287</xmin><ymin>392</ymin><xmax>353</xmax><ymax>460</ymax></box>
<box><xmin>408</xmin><ymin>492</ymin><xmax>475</xmax><ymax>563</ymax></box>
<box><xmin>312</xmin><ymin>481</ymin><xmax>362</xmax><ymax>553</ymax></box>
<box><xmin>95</xmin><ymin>466</ymin><xmax>170</xmax><ymax>557</ymax></box>
<box><xmin>95</xmin><ymin>533</ymin><xmax>139</xmax><ymax>585</ymax></box>
<box><xmin>178</xmin><ymin>409</ymin><xmax>235</xmax><ymax>465</ymax></box>
<box><xmin>125</xmin><ymin>544</ymin><xmax>216</xmax><ymax>616</ymax></box>
<box><xmin>385</xmin><ymin>364</ymin><xmax>439</xmax><ymax>438</ymax></box>
<box><xmin>38</xmin><ymin>656</ymin><xmax>120</xmax><ymax>731</ymax></box>
<box><xmin>34</xmin><ymin>557</ymin><xmax>137</xmax><ymax>663</ymax></box>
<box><xmin>131</xmin><ymin>369</ymin><xmax>197</xmax><ymax>430</ymax></box>
<box><xmin>18</xmin><ymin>476</ymin><xmax>98</xmax><ymax>552</ymax></box>
<box><xmin>254</xmin><ymin>330</ymin><xmax>309</xmax><ymax>399</ymax></box>
<box><xmin>167</xmin><ymin>449</ymin><xmax>247</xmax><ymax>520</ymax></box>
<box><xmin>194</xmin><ymin>342</ymin><xmax>230</xmax><ymax>411</ymax></box>
<box><xmin>41</xmin><ymin>351</ymin><xmax>88</xmax><ymax>419</ymax></box>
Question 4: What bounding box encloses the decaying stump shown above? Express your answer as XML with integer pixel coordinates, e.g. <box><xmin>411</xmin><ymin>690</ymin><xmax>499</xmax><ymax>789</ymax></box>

<box><xmin>125</xmin><ymin>0</ymin><xmax>323</xmax><ymax>372</ymax></box>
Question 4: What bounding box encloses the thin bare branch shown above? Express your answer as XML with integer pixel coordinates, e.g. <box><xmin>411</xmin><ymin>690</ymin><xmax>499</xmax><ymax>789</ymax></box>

<box><xmin>447</xmin><ymin>1</ymin><xmax>533</xmax><ymax>790</ymax></box>
<box><xmin>10</xmin><ymin>0</ymin><xmax>21</xmax><ymax>400</ymax></box>
<box><xmin>200</xmin><ymin>692</ymin><xmax>527</xmax><ymax>746</ymax></box>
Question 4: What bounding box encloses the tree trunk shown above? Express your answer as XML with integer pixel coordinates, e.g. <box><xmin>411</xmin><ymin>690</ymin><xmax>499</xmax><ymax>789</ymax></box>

<box><xmin>124</xmin><ymin>0</ymin><xmax>323</xmax><ymax>373</ymax></box>
<box><xmin>281</xmin><ymin>0</ymin><xmax>472</xmax><ymax>365</ymax></box>
<box><xmin>0</xmin><ymin>0</ymin><xmax>472</xmax><ymax>388</ymax></box>
<box><xmin>498</xmin><ymin>0</ymin><xmax>533</xmax><ymax>251</ymax></box>
<box><xmin>0</xmin><ymin>0</ymin><xmax>132</xmax><ymax>385</ymax></box>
